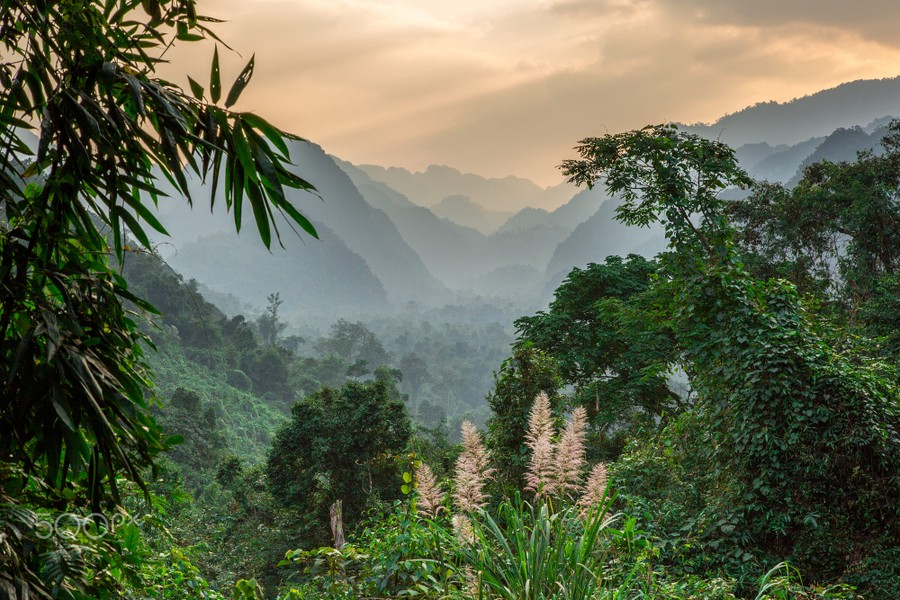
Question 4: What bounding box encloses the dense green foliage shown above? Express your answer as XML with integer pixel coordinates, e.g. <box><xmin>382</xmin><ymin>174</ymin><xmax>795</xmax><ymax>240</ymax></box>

<box><xmin>514</xmin><ymin>255</ymin><xmax>681</xmax><ymax>456</ymax></box>
<box><xmin>3</xmin><ymin>3</ymin><xmax>898</xmax><ymax>594</ymax></box>
<box><xmin>555</xmin><ymin>123</ymin><xmax>900</xmax><ymax>596</ymax></box>
<box><xmin>0</xmin><ymin>0</ymin><xmax>319</xmax><ymax>596</ymax></box>
<box><xmin>730</xmin><ymin>125</ymin><xmax>900</xmax><ymax>360</ymax></box>
<box><xmin>486</xmin><ymin>347</ymin><xmax>562</xmax><ymax>491</ymax></box>
<box><xmin>267</xmin><ymin>379</ymin><xmax>412</xmax><ymax>539</ymax></box>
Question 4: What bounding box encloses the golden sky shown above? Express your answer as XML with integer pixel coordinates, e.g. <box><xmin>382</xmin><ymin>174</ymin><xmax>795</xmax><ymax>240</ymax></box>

<box><xmin>164</xmin><ymin>0</ymin><xmax>900</xmax><ymax>187</ymax></box>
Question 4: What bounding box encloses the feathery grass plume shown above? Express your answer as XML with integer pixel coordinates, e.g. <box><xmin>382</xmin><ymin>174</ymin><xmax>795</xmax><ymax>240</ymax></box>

<box><xmin>524</xmin><ymin>392</ymin><xmax>556</xmax><ymax>498</ymax></box>
<box><xmin>453</xmin><ymin>421</ymin><xmax>492</xmax><ymax>513</ymax></box>
<box><xmin>553</xmin><ymin>406</ymin><xmax>587</xmax><ymax>499</ymax></box>
<box><xmin>452</xmin><ymin>513</ymin><xmax>476</xmax><ymax>544</ymax></box>
<box><xmin>524</xmin><ymin>392</ymin><xmax>554</xmax><ymax>451</ymax></box>
<box><xmin>415</xmin><ymin>462</ymin><xmax>444</xmax><ymax>518</ymax></box>
<box><xmin>579</xmin><ymin>461</ymin><xmax>608</xmax><ymax>516</ymax></box>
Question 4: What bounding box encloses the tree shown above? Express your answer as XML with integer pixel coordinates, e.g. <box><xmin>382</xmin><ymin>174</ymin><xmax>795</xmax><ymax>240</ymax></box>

<box><xmin>514</xmin><ymin>254</ymin><xmax>681</xmax><ymax>454</ymax></box>
<box><xmin>485</xmin><ymin>347</ymin><xmax>562</xmax><ymax>492</ymax></box>
<box><xmin>400</xmin><ymin>352</ymin><xmax>428</xmax><ymax>417</ymax></box>
<box><xmin>729</xmin><ymin>125</ymin><xmax>900</xmax><ymax>355</ymax></box>
<box><xmin>256</xmin><ymin>291</ymin><xmax>287</xmax><ymax>347</ymax></box>
<box><xmin>156</xmin><ymin>387</ymin><xmax>225</xmax><ymax>491</ymax></box>
<box><xmin>0</xmin><ymin>1</ymin><xmax>317</xmax><ymax>596</ymax></box>
<box><xmin>563</xmin><ymin>124</ymin><xmax>900</xmax><ymax>589</ymax></box>
<box><xmin>266</xmin><ymin>379</ymin><xmax>412</xmax><ymax>540</ymax></box>
<box><xmin>731</xmin><ymin>127</ymin><xmax>900</xmax><ymax>301</ymax></box>
<box><xmin>314</xmin><ymin>319</ymin><xmax>390</xmax><ymax>377</ymax></box>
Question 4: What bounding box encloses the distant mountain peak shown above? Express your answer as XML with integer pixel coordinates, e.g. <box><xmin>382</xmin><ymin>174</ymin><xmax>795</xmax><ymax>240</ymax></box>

<box><xmin>431</xmin><ymin>194</ymin><xmax>513</xmax><ymax>235</ymax></box>
<box><xmin>684</xmin><ymin>76</ymin><xmax>900</xmax><ymax>147</ymax></box>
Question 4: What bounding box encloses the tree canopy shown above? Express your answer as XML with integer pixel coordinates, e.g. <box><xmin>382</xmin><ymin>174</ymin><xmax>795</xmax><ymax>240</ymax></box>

<box><xmin>560</xmin><ymin>123</ymin><xmax>900</xmax><ymax>587</ymax></box>
<box><xmin>266</xmin><ymin>379</ymin><xmax>412</xmax><ymax>539</ymax></box>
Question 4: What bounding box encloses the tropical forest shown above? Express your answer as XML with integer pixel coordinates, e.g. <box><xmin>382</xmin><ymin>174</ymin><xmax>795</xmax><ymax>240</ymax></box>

<box><xmin>0</xmin><ymin>1</ymin><xmax>898</xmax><ymax>600</ymax></box>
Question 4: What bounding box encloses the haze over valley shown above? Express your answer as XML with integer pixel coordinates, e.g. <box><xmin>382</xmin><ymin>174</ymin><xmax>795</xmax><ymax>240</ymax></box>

<box><xmin>153</xmin><ymin>76</ymin><xmax>900</xmax><ymax>326</ymax></box>
<box><xmin>7</xmin><ymin>2</ymin><xmax>900</xmax><ymax>596</ymax></box>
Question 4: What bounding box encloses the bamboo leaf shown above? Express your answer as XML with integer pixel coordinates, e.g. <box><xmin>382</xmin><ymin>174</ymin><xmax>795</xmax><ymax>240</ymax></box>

<box><xmin>187</xmin><ymin>76</ymin><xmax>204</xmax><ymax>100</ymax></box>
<box><xmin>245</xmin><ymin>179</ymin><xmax>272</xmax><ymax>248</ymax></box>
<box><xmin>241</xmin><ymin>112</ymin><xmax>289</xmax><ymax>156</ymax></box>
<box><xmin>210</xmin><ymin>46</ymin><xmax>221</xmax><ymax>103</ymax></box>
<box><xmin>224</xmin><ymin>54</ymin><xmax>254</xmax><ymax>108</ymax></box>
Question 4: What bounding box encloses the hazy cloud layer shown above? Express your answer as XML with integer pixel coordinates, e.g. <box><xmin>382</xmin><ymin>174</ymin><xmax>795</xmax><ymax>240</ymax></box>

<box><xmin>162</xmin><ymin>0</ymin><xmax>900</xmax><ymax>186</ymax></box>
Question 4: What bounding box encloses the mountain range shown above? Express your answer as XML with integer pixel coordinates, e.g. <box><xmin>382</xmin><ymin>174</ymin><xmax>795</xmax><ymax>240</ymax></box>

<box><xmin>145</xmin><ymin>76</ymin><xmax>900</xmax><ymax>325</ymax></box>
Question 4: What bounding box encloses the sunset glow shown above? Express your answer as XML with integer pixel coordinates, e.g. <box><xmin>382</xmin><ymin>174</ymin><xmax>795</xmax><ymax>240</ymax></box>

<box><xmin>163</xmin><ymin>0</ymin><xmax>900</xmax><ymax>186</ymax></box>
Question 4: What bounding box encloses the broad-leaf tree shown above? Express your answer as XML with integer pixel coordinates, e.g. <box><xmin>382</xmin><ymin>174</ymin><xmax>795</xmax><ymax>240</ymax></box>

<box><xmin>514</xmin><ymin>254</ymin><xmax>681</xmax><ymax>455</ymax></box>
<box><xmin>562</xmin><ymin>124</ymin><xmax>900</xmax><ymax>588</ymax></box>
<box><xmin>485</xmin><ymin>347</ymin><xmax>562</xmax><ymax>492</ymax></box>
<box><xmin>730</xmin><ymin>124</ymin><xmax>900</xmax><ymax>356</ymax></box>
<box><xmin>266</xmin><ymin>379</ymin><xmax>412</xmax><ymax>542</ymax></box>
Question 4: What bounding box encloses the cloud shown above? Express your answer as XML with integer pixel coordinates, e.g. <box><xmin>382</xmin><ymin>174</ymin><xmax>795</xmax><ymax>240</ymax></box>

<box><xmin>659</xmin><ymin>0</ymin><xmax>900</xmax><ymax>47</ymax></box>
<box><xmin>159</xmin><ymin>0</ymin><xmax>900</xmax><ymax>186</ymax></box>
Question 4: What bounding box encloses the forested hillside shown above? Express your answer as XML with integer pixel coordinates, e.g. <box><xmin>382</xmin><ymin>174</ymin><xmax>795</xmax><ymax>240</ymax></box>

<box><xmin>2</xmin><ymin>2</ymin><xmax>899</xmax><ymax>599</ymax></box>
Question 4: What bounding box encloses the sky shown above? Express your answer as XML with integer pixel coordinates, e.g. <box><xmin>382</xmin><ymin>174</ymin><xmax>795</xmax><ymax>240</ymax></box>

<box><xmin>164</xmin><ymin>0</ymin><xmax>900</xmax><ymax>187</ymax></box>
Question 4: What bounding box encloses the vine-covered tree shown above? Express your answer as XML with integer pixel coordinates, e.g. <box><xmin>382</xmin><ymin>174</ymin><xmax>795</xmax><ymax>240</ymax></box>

<box><xmin>730</xmin><ymin>124</ymin><xmax>900</xmax><ymax>357</ymax></box>
<box><xmin>562</xmin><ymin>124</ymin><xmax>900</xmax><ymax>591</ymax></box>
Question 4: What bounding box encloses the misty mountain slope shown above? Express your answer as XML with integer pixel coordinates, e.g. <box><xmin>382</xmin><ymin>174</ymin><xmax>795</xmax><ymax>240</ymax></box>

<box><xmin>543</xmin><ymin>198</ymin><xmax>663</xmax><ymax>293</ymax></box>
<box><xmin>741</xmin><ymin>137</ymin><xmax>824</xmax><ymax>183</ymax></box>
<box><xmin>549</xmin><ymin>186</ymin><xmax>608</xmax><ymax>230</ymax></box>
<box><xmin>282</xmin><ymin>141</ymin><xmax>447</xmax><ymax>305</ymax></box>
<box><xmin>471</xmin><ymin>264</ymin><xmax>545</xmax><ymax>304</ymax></box>
<box><xmin>358</xmin><ymin>163</ymin><xmax>571</xmax><ymax>212</ymax></box>
<box><xmin>147</xmin><ymin>142</ymin><xmax>446</xmax><ymax>308</ymax></box>
<box><xmin>335</xmin><ymin>158</ymin><xmax>489</xmax><ymax>287</ymax></box>
<box><xmin>684</xmin><ymin>77</ymin><xmax>900</xmax><ymax>147</ymax></box>
<box><xmin>431</xmin><ymin>194</ymin><xmax>512</xmax><ymax>234</ymax></box>
<box><xmin>498</xmin><ymin>186</ymin><xmax>606</xmax><ymax>235</ymax></box>
<box><xmin>482</xmin><ymin>224</ymin><xmax>572</xmax><ymax>275</ymax></box>
<box><xmin>734</xmin><ymin>142</ymin><xmax>789</xmax><ymax>171</ymax></box>
<box><xmin>340</xmin><ymin>157</ymin><xmax>575</xmax><ymax>295</ymax></box>
<box><xmin>787</xmin><ymin>125</ymin><xmax>890</xmax><ymax>186</ymax></box>
<box><xmin>497</xmin><ymin>207</ymin><xmax>552</xmax><ymax>234</ymax></box>
<box><xmin>168</xmin><ymin>223</ymin><xmax>388</xmax><ymax>320</ymax></box>
<box><xmin>864</xmin><ymin>115</ymin><xmax>896</xmax><ymax>133</ymax></box>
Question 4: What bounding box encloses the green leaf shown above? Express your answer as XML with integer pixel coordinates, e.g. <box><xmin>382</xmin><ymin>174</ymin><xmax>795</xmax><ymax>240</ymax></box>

<box><xmin>231</xmin><ymin>125</ymin><xmax>258</xmax><ymax>182</ymax></box>
<box><xmin>210</xmin><ymin>46</ymin><xmax>221</xmax><ymax>103</ymax></box>
<box><xmin>275</xmin><ymin>197</ymin><xmax>319</xmax><ymax>239</ymax></box>
<box><xmin>176</xmin><ymin>20</ymin><xmax>204</xmax><ymax>41</ymax></box>
<box><xmin>187</xmin><ymin>76</ymin><xmax>204</xmax><ymax>100</ymax></box>
<box><xmin>141</xmin><ymin>0</ymin><xmax>161</xmax><ymax>22</ymax></box>
<box><xmin>225</xmin><ymin>54</ymin><xmax>254</xmax><ymax>108</ymax></box>
<box><xmin>245</xmin><ymin>179</ymin><xmax>272</xmax><ymax>248</ymax></box>
<box><xmin>241</xmin><ymin>112</ymin><xmax>289</xmax><ymax>156</ymax></box>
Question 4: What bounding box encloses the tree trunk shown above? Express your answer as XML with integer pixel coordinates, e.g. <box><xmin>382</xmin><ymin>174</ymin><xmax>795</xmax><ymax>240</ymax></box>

<box><xmin>330</xmin><ymin>499</ymin><xmax>345</xmax><ymax>549</ymax></box>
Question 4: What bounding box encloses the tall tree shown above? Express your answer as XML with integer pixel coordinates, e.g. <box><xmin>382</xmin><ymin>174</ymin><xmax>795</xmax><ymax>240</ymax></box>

<box><xmin>730</xmin><ymin>124</ymin><xmax>900</xmax><ymax>354</ymax></box>
<box><xmin>256</xmin><ymin>292</ymin><xmax>286</xmax><ymax>347</ymax></box>
<box><xmin>400</xmin><ymin>352</ymin><xmax>428</xmax><ymax>417</ymax></box>
<box><xmin>314</xmin><ymin>319</ymin><xmax>390</xmax><ymax>376</ymax></box>
<box><xmin>563</xmin><ymin>124</ymin><xmax>900</xmax><ymax>586</ymax></box>
<box><xmin>266</xmin><ymin>379</ymin><xmax>412</xmax><ymax>540</ymax></box>
<box><xmin>485</xmin><ymin>347</ymin><xmax>562</xmax><ymax>492</ymax></box>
